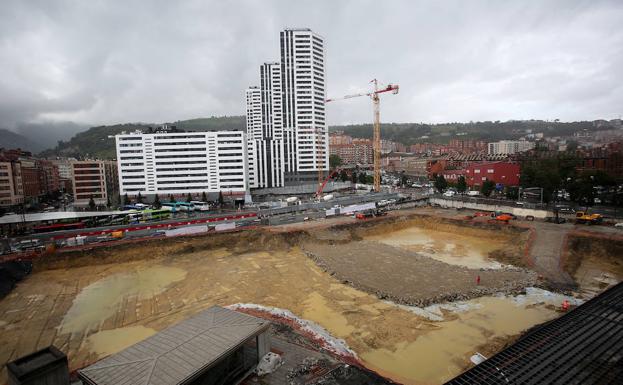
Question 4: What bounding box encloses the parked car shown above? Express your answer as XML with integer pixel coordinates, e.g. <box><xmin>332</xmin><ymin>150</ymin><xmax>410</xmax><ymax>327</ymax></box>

<box><xmin>443</xmin><ymin>190</ymin><xmax>456</xmax><ymax>197</ymax></box>
<box><xmin>467</xmin><ymin>190</ymin><xmax>480</xmax><ymax>196</ymax></box>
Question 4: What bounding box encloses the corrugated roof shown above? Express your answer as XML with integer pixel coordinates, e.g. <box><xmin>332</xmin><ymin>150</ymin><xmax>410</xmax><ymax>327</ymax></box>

<box><xmin>445</xmin><ymin>282</ymin><xmax>623</xmax><ymax>385</ymax></box>
<box><xmin>0</xmin><ymin>211</ymin><xmax>126</xmax><ymax>225</ymax></box>
<box><xmin>78</xmin><ymin>307</ymin><xmax>270</xmax><ymax>385</ymax></box>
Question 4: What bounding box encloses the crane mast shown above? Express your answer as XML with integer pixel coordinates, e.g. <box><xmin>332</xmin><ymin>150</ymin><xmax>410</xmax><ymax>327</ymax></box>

<box><xmin>325</xmin><ymin>80</ymin><xmax>399</xmax><ymax>193</ymax></box>
<box><xmin>372</xmin><ymin>85</ymin><xmax>381</xmax><ymax>191</ymax></box>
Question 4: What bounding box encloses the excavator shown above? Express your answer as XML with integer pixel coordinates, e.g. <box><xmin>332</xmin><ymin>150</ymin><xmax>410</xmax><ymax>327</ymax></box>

<box><xmin>575</xmin><ymin>211</ymin><xmax>603</xmax><ymax>225</ymax></box>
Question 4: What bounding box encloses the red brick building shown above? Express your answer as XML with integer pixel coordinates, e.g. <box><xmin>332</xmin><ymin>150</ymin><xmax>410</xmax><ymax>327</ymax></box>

<box><xmin>465</xmin><ymin>162</ymin><xmax>520</xmax><ymax>188</ymax></box>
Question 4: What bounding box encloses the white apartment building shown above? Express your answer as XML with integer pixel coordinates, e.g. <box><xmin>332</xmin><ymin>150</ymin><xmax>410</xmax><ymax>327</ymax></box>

<box><xmin>246</xmin><ymin>28</ymin><xmax>327</xmax><ymax>188</ymax></box>
<box><xmin>115</xmin><ymin>130</ymin><xmax>248</xmax><ymax>197</ymax></box>
<box><xmin>488</xmin><ymin>140</ymin><xmax>535</xmax><ymax>155</ymax></box>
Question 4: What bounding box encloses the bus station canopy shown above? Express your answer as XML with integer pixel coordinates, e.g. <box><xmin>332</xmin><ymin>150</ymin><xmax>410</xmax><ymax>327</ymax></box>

<box><xmin>0</xmin><ymin>211</ymin><xmax>127</xmax><ymax>225</ymax></box>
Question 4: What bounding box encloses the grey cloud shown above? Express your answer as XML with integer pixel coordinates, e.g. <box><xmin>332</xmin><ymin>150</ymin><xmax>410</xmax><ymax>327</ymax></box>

<box><xmin>0</xmin><ymin>0</ymin><xmax>621</xmax><ymax>133</ymax></box>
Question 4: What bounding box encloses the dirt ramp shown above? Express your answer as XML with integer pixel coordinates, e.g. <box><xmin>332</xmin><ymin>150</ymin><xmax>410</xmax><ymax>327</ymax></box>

<box><xmin>303</xmin><ymin>240</ymin><xmax>537</xmax><ymax>307</ymax></box>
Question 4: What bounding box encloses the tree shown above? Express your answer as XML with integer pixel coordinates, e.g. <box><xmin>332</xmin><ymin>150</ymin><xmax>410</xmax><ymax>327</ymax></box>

<box><xmin>202</xmin><ymin>191</ymin><xmax>208</xmax><ymax>202</ymax></box>
<box><xmin>329</xmin><ymin>154</ymin><xmax>342</xmax><ymax>169</ymax></box>
<box><xmin>170</xmin><ymin>194</ymin><xmax>176</xmax><ymax>203</ymax></box>
<box><xmin>456</xmin><ymin>176</ymin><xmax>467</xmax><ymax>193</ymax></box>
<box><xmin>505</xmin><ymin>186</ymin><xmax>519</xmax><ymax>200</ymax></box>
<box><xmin>153</xmin><ymin>194</ymin><xmax>161</xmax><ymax>209</ymax></box>
<box><xmin>106</xmin><ymin>197</ymin><xmax>111</xmax><ymax>208</ymax></box>
<box><xmin>218</xmin><ymin>191</ymin><xmax>224</xmax><ymax>207</ymax></box>
<box><xmin>434</xmin><ymin>174</ymin><xmax>447</xmax><ymax>193</ymax></box>
<box><xmin>122</xmin><ymin>193</ymin><xmax>129</xmax><ymax>206</ymax></box>
<box><xmin>401</xmin><ymin>172</ymin><xmax>409</xmax><ymax>187</ymax></box>
<box><xmin>481</xmin><ymin>179</ymin><xmax>495</xmax><ymax>197</ymax></box>
<box><xmin>351</xmin><ymin>171</ymin><xmax>358</xmax><ymax>184</ymax></box>
<box><xmin>88</xmin><ymin>195</ymin><xmax>96</xmax><ymax>210</ymax></box>
<box><xmin>136</xmin><ymin>192</ymin><xmax>144</xmax><ymax>204</ymax></box>
<box><xmin>340</xmin><ymin>169</ymin><xmax>349</xmax><ymax>182</ymax></box>
<box><xmin>186</xmin><ymin>193</ymin><xmax>193</xmax><ymax>203</ymax></box>
<box><xmin>358</xmin><ymin>172</ymin><xmax>368</xmax><ymax>184</ymax></box>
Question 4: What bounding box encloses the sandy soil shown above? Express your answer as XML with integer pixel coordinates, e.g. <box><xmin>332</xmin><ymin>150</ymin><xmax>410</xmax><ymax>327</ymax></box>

<box><xmin>1</xmin><ymin>210</ymin><xmax>615</xmax><ymax>385</ymax></box>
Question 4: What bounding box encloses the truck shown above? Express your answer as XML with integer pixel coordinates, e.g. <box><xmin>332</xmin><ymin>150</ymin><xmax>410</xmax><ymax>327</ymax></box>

<box><xmin>575</xmin><ymin>211</ymin><xmax>603</xmax><ymax>225</ymax></box>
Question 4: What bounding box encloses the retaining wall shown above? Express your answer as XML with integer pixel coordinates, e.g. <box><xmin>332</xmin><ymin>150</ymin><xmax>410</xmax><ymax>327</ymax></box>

<box><xmin>429</xmin><ymin>197</ymin><xmax>550</xmax><ymax>218</ymax></box>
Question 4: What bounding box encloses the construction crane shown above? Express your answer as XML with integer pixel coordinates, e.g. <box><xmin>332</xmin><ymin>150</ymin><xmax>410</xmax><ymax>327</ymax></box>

<box><xmin>325</xmin><ymin>80</ymin><xmax>399</xmax><ymax>192</ymax></box>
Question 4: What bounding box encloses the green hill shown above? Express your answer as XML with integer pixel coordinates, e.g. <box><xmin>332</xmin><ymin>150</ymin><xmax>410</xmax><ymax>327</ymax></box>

<box><xmin>41</xmin><ymin>116</ymin><xmax>246</xmax><ymax>159</ymax></box>
<box><xmin>329</xmin><ymin>120</ymin><xmax>611</xmax><ymax>146</ymax></box>
<box><xmin>41</xmin><ymin>116</ymin><xmax>616</xmax><ymax>160</ymax></box>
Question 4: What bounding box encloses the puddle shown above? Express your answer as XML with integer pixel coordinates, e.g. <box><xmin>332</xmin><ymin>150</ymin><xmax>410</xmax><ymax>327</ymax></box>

<box><xmin>365</xmin><ymin>226</ymin><xmax>507</xmax><ymax>269</ymax></box>
<box><xmin>302</xmin><ymin>292</ymin><xmax>355</xmax><ymax>336</ymax></box>
<box><xmin>59</xmin><ymin>266</ymin><xmax>186</xmax><ymax>334</ymax></box>
<box><xmin>86</xmin><ymin>326</ymin><xmax>156</xmax><ymax>356</ymax></box>
<box><xmin>360</xmin><ymin>294</ymin><xmax>562</xmax><ymax>384</ymax></box>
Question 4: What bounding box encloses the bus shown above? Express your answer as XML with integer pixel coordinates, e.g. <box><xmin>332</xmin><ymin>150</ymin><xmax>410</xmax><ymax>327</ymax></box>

<box><xmin>123</xmin><ymin>203</ymin><xmax>149</xmax><ymax>211</ymax></box>
<box><xmin>162</xmin><ymin>202</ymin><xmax>195</xmax><ymax>212</ymax></box>
<box><xmin>190</xmin><ymin>201</ymin><xmax>211</xmax><ymax>211</ymax></box>
<box><xmin>33</xmin><ymin>221</ymin><xmax>86</xmax><ymax>233</ymax></box>
<box><xmin>141</xmin><ymin>209</ymin><xmax>171</xmax><ymax>222</ymax></box>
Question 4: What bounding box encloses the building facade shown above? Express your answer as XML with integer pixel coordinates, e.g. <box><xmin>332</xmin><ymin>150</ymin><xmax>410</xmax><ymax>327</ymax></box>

<box><xmin>464</xmin><ymin>161</ymin><xmax>521</xmax><ymax>188</ymax></box>
<box><xmin>0</xmin><ymin>162</ymin><xmax>23</xmax><ymax>206</ymax></box>
<box><xmin>488</xmin><ymin>140</ymin><xmax>535</xmax><ymax>155</ymax></box>
<box><xmin>246</xmin><ymin>28</ymin><xmax>328</xmax><ymax>188</ymax></box>
<box><xmin>115</xmin><ymin>130</ymin><xmax>248</xmax><ymax>197</ymax></box>
<box><xmin>71</xmin><ymin>161</ymin><xmax>110</xmax><ymax>207</ymax></box>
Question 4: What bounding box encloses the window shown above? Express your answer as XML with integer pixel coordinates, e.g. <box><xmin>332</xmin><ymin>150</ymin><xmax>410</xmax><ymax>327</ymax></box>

<box><xmin>474</xmin><ymin>169</ymin><xmax>480</xmax><ymax>174</ymax></box>
<box><xmin>487</xmin><ymin>169</ymin><xmax>494</xmax><ymax>173</ymax></box>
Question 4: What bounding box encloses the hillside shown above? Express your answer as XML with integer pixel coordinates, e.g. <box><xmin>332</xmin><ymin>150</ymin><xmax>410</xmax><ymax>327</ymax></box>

<box><xmin>40</xmin><ymin>116</ymin><xmax>246</xmax><ymax>159</ymax></box>
<box><xmin>329</xmin><ymin>120</ymin><xmax>612</xmax><ymax>145</ymax></box>
<box><xmin>38</xmin><ymin>117</ymin><xmax>618</xmax><ymax>160</ymax></box>
<box><xmin>0</xmin><ymin>128</ymin><xmax>47</xmax><ymax>153</ymax></box>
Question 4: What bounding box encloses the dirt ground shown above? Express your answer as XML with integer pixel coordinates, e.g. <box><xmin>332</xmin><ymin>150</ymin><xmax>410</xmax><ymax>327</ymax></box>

<box><xmin>1</xmin><ymin>208</ymin><xmax>621</xmax><ymax>384</ymax></box>
<box><xmin>302</xmin><ymin>216</ymin><xmax>537</xmax><ymax>306</ymax></box>
<box><xmin>0</xmin><ymin>229</ymin><xmax>445</xmax><ymax>383</ymax></box>
<box><xmin>563</xmin><ymin>233</ymin><xmax>623</xmax><ymax>297</ymax></box>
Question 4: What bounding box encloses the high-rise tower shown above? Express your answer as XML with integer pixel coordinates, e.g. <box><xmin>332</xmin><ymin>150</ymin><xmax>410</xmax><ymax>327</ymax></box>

<box><xmin>246</xmin><ymin>28</ymin><xmax>327</xmax><ymax>188</ymax></box>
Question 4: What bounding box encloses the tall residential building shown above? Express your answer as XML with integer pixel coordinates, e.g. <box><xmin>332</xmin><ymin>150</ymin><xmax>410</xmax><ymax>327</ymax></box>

<box><xmin>71</xmin><ymin>161</ymin><xmax>111</xmax><ymax>207</ymax></box>
<box><xmin>0</xmin><ymin>162</ymin><xmax>23</xmax><ymax>206</ymax></box>
<box><xmin>488</xmin><ymin>140</ymin><xmax>535</xmax><ymax>155</ymax></box>
<box><xmin>115</xmin><ymin>130</ymin><xmax>248</xmax><ymax>198</ymax></box>
<box><xmin>246</xmin><ymin>28</ymin><xmax>327</xmax><ymax>188</ymax></box>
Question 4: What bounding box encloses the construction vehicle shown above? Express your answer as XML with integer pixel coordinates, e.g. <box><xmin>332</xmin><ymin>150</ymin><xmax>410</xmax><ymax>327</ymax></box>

<box><xmin>575</xmin><ymin>211</ymin><xmax>603</xmax><ymax>225</ymax></box>
<box><xmin>325</xmin><ymin>80</ymin><xmax>399</xmax><ymax>192</ymax></box>
<box><xmin>355</xmin><ymin>208</ymin><xmax>388</xmax><ymax>220</ymax></box>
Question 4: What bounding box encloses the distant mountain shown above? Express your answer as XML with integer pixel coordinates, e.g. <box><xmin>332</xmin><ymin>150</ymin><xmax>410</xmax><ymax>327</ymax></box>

<box><xmin>40</xmin><ymin>116</ymin><xmax>246</xmax><ymax>159</ymax></box>
<box><xmin>37</xmin><ymin>116</ymin><xmax>620</xmax><ymax>160</ymax></box>
<box><xmin>15</xmin><ymin>121</ymin><xmax>87</xmax><ymax>150</ymax></box>
<box><xmin>0</xmin><ymin>128</ymin><xmax>47</xmax><ymax>153</ymax></box>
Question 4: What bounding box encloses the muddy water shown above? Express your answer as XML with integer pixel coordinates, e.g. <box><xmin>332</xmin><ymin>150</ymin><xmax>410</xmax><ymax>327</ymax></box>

<box><xmin>358</xmin><ymin>296</ymin><xmax>560</xmax><ymax>384</ymax></box>
<box><xmin>0</xmin><ymin>243</ymin><xmax>564</xmax><ymax>385</ymax></box>
<box><xmin>59</xmin><ymin>266</ymin><xmax>186</xmax><ymax>334</ymax></box>
<box><xmin>86</xmin><ymin>326</ymin><xmax>156</xmax><ymax>356</ymax></box>
<box><xmin>364</xmin><ymin>225</ymin><xmax>507</xmax><ymax>269</ymax></box>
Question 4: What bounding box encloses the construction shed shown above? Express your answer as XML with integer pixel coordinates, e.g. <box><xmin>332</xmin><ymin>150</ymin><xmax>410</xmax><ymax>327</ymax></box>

<box><xmin>78</xmin><ymin>306</ymin><xmax>271</xmax><ymax>385</ymax></box>
<box><xmin>7</xmin><ymin>345</ymin><xmax>69</xmax><ymax>385</ymax></box>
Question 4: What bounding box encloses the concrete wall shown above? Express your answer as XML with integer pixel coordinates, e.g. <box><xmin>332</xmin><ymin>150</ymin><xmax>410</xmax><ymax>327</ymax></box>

<box><xmin>258</xmin><ymin>192</ymin><xmax>400</xmax><ymax>217</ymax></box>
<box><xmin>430</xmin><ymin>197</ymin><xmax>550</xmax><ymax>218</ymax></box>
<box><xmin>252</xmin><ymin>181</ymin><xmax>353</xmax><ymax>196</ymax></box>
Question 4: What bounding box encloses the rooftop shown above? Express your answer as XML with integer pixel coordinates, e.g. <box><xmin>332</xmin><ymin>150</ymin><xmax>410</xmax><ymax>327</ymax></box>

<box><xmin>78</xmin><ymin>306</ymin><xmax>269</xmax><ymax>385</ymax></box>
<box><xmin>445</xmin><ymin>281</ymin><xmax>623</xmax><ymax>385</ymax></box>
<box><xmin>0</xmin><ymin>210</ymin><xmax>127</xmax><ymax>225</ymax></box>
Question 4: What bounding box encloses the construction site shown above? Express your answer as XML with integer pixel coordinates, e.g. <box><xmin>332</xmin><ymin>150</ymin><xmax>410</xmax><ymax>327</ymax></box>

<box><xmin>1</xmin><ymin>205</ymin><xmax>622</xmax><ymax>384</ymax></box>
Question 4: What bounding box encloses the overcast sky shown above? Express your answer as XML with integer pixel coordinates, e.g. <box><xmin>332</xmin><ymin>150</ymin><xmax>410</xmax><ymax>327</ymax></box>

<box><xmin>1</xmin><ymin>0</ymin><xmax>622</xmax><ymax>131</ymax></box>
